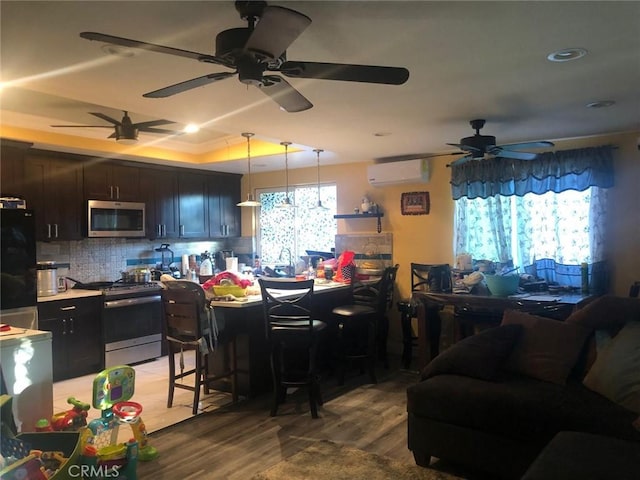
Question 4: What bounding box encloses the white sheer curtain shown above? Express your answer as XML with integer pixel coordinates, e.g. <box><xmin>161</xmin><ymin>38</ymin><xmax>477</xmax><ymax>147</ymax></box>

<box><xmin>454</xmin><ymin>187</ymin><xmax>609</xmax><ymax>269</ymax></box>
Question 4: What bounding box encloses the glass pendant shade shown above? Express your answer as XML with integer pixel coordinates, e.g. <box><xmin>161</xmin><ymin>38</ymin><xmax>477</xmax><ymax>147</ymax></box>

<box><xmin>237</xmin><ymin>132</ymin><xmax>262</xmax><ymax>207</ymax></box>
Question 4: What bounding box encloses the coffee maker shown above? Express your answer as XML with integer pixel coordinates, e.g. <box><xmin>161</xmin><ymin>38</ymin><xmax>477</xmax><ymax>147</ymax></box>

<box><xmin>216</xmin><ymin>249</ymin><xmax>234</xmax><ymax>271</ymax></box>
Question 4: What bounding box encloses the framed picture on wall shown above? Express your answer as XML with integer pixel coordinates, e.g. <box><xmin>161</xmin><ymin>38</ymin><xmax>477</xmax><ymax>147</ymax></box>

<box><xmin>401</xmin><ymin>191</ymin><xmax>430</xmax><ymax>215</ymax></box>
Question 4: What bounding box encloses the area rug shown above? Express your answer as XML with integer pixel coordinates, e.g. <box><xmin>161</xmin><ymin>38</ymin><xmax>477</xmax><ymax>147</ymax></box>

<box><xmin>250</xmin><ymin>439</ymin><xmax>463</xmax><ymax>480</ymax></box>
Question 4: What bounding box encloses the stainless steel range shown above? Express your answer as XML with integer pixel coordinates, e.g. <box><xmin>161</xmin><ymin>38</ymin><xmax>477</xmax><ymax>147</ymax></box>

<box><xmin>73</xmin><ymin>281</ymin><xmax>163</xmax><ymax>368</ymax></box>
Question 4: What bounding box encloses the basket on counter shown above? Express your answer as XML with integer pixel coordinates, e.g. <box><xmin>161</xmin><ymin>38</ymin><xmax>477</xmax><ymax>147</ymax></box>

<box><xmin>212</xmin><ymin>285</ymin><xmax>248</xmax><ymax>297</ymax></box>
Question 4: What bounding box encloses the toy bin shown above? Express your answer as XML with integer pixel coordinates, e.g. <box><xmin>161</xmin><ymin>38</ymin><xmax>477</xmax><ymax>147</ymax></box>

<box><xmin>0</xmin><ymin>432</ymin><xmax>81</xmax><ymax>480</ymax></box>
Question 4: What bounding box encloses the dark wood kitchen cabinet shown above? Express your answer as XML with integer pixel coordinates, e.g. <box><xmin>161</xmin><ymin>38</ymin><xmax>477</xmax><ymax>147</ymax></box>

<box><xmin>38</xmin><ymin>296</ymin><xmax>103</xmax><ymax>381</ymax></box>
<box><xmin>0</xmin><ymin>140</ymin><xmax>30</xmax><ymax>197</ymax></box>
<box><xmin>140</xmin><ymin>167</ymin><xmax>179</xmax><ymax>239</ymax></box>
<box><xmin>23</xmin><ymin>153</ymin><xmax>84</xmax><ymax>241</ymax></box>
<box><xmin>208</xmin><ymin>173</ymin><xmax>241</xmax><ymax>237</ymax></box>
<box><xmin>84</xmin><ymin>161</ymin><xmax>141</xmax><ymax>201</ymax></box>
<box><xmin>177</xmin><ymin>171</ymin><xmax>209</xmax><ymax>238</ymax></box>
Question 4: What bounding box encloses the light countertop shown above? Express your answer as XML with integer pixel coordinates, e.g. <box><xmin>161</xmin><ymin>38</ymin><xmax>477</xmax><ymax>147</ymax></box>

<box><xmin>37</xmin><ymin>289</ymin><xmax>103</xmax><ymax>303</ymax></box>
<box><xmin>0</xmin><ymin>327</ymin><xmax>52</xmax><ymax>346</ymax></box>
<box><xmin>209</xmin><ymin>279</ymin><xmax>351</xmax><ymax>308</ymax></box>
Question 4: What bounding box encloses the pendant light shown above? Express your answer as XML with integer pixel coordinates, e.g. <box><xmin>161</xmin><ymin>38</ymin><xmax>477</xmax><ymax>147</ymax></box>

<box><xmin>237</xmin><ymin>132</ymin><xmax>262</xmax><ymax>207</ymax></box>
<box><xmin>311</xmin><ymin>148</ymin><xmax>329</xmax><ymax>210</ymax></box>
<box><xmin>277</xmin><ymin>141</ymin><xmax>297</xmax><ymax>208</ymax></box>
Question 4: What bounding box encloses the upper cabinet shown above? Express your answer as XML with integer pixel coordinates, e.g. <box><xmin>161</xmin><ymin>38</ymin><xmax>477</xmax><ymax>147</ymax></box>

<box><xmin>0</xmin><ymin>140</ymin><xmax>30</xmax><ymax>197</ymax></box>
<box><xmin>84</xmin><ymin>161</ymin><xmax>141</xmax><ymax>201</ymax></box>
<box><xmin>139</xmin><ymin>167</ymin><xmax>179</xmax><ymax>240</ymax></box>
<box><xmin>208</xmin><ymin>174</ymin><xmax>241</xmax><ymax>237</ymax></box>
<box><xmin>23</xmin><ymin>152</ymin><xmax>84</xmax><ymax>241</ymax></box>
<box><xmin>177</xmin><ymin>171</ymin><xmax>210</xmax><ymax>238</ymax></box>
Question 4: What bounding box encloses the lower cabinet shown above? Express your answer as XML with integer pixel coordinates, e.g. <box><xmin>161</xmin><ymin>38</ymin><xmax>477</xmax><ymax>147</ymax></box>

<box><xmin>38</xmin><ymin>296</ymin><xmax>103</xmax><ymax>381</ymax></box>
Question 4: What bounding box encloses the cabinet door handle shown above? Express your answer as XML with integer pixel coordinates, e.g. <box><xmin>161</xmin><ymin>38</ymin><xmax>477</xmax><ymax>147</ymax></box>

<box><xmin>60</xmin><ymin>306</ymin><xmax>76</xmax><ymax>311</ymax></box>
<box><xmin>115</xmin><ymin>186</ymin><xmax>120</xmax><ymax>199</ymax></box>
<box><xmin>54</xmin><ymin>224</ymin><xmax>59</xmax><ymax>238</ymax></box>
<box><xmin>162</xmin><ymin>224</ymin><xmax>166</xmax><ymax>237</ymax></box>
<box><xmin>47</xmin><ymin>224</ymin><xmax>52</xmax><ymax>238</ymax></box>
<box><xmin>69</xmin><ymin>317</ymin><xmax>74</xmax><ymax>334</ymax></box>
<box><xmin>180</xmin><ymin>225</ymin><xmax>185</xmax><ymax>236</ymax></box>
<box><xmin>110</xmin><ymin>186</ymin><xmax>114</xmax><ymax>198</ymax></box>
<box><xmin>62</xmin><ymin>318</ymin><xmax>67</xmax><ymax>335</ymax></box>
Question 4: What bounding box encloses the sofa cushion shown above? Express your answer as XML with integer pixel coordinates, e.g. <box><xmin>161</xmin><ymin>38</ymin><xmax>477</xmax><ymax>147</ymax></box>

<box><xmin>566</xmin><ymin>295</ymin><xmax>640</xmax><ymax>331</ymax></box>
<box><xmin>501</xmin><ymin>309</ymin><xmax>589</xmax><ymax>385</ymax></box>
<box><xmin>406</xmin><ymin>373</ymin><xmax>640</xmax><ymax>444</ymax></box>
<box><xmin>583</xmin><ymin>321</ymin><xmax>640</xmax><ymax>414</ymax></box>
<box><xmin>421</xmin><ymin>324</ymin><xmax>522</xmax><ymax>381</ymax></box>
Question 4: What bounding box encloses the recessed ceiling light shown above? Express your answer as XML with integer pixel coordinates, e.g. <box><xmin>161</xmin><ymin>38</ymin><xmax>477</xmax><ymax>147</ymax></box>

<box><xmin>183</xmin><ymin>123</ymin><xmax>200</xmax><ymax>134</ymax></box>
<box><xmin>373</xmin><ymin>132</ymin><xmax>391</xmax><ymax>137</ymax></box>
<box><xmin>586</xmin><ymin>100</ymin><xmax>615</xmax><ymax>108</ymax></box>
<box><xmin>547</xmin><ymin>48</ymin><xmax>588</xmax><ymax>62</ymax></box>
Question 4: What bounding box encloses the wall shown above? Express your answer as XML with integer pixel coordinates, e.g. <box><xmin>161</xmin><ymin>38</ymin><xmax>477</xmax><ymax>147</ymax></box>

<box><xmin>37</xmin><ymin>236</ymin><xmax>253</xmax><ymax>283</ymax></box>
<box><xmin>241</xmin><ymin>131</ymin><xmax>640</xmax><ymax>354</ymax></box>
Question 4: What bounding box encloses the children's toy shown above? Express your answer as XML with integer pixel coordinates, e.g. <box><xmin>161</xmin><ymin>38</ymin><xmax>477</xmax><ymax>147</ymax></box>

<box><xmin>50</xmin><ymin>397</ymin><xmax>90</xmax><ymax>431</ymax></box>
<box><xmin>80</xmin><ymin>365</ymin><xmax>157</xmax><ymax>480</ymax></box>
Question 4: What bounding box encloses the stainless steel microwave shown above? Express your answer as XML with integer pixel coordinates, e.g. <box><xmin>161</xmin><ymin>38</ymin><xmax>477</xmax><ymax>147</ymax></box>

<box><xmin>87</xmin><ymin>200</ymin><xmax>146</xmax><ymax>238</ymax></box>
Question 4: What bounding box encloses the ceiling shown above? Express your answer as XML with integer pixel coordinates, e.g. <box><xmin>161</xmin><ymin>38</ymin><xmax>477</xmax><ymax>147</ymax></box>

<box><xmin>1</xmin><ymin>1</ymin><xmax>639</xmax><ymax>174</ymax></box>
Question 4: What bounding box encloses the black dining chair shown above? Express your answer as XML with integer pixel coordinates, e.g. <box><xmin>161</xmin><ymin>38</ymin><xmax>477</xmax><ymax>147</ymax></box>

<box><xmin>258</xmin><ymin>278</ymin><xmax>327</xmax><ymax>418</ymax></box>
<box><xmin>332</xmin><ymin>264</ymin><xmax>399</xmax><ymax>385</ymax></box>
<box><xmin>162</xmin><ymin>281</ymin><xmax>238</xmax><ymax>415</ymax></box>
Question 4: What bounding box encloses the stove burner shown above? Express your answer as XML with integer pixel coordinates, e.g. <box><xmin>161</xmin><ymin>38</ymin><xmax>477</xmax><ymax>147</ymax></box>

<box><xmin>71</xmin><ymin>279</ymin><xmax>162</xmax><ymax>297</ymax></box>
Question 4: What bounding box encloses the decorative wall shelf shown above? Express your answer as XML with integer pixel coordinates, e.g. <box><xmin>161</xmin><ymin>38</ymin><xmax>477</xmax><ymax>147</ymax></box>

<box><xmin>334</xmin><ymin>212</ymin><xmax>384</xmax><ymax>233</ymax></box>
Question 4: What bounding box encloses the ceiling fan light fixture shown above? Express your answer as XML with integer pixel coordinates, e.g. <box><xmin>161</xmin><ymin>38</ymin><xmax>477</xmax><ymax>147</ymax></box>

<box><xmin>237</xmin><ymin>132</ymin><xmax>262</xmax><ymax>208</ymax></box>
<box><xmin>547</xmin><ymin>47</ymin><xmax>587</xmax><ymax>62</ymax></box>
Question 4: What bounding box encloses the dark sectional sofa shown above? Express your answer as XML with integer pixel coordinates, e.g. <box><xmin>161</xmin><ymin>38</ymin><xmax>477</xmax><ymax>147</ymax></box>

<box><xmin>406</xmin><ymin>296</ymin><xmax>640</xmax><ymax>479</ymax></box>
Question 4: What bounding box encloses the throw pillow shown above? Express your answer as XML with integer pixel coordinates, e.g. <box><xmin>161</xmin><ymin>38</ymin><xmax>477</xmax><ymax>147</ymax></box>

<box><xmin>566</xmin><ymin>295</ymin><xmax>640</xmax><ymax>331</ymax></box>
<box><xmin>421</xmin><ymin>324</ymin><xmax>522</xmax><ymax>381</ymax></box>
<box><xmin>501</xmin><ymin>309</ymin><xmax>590</xmax><ymax>385</ymax></box>
<box><xmin>583</xmin><ymin>321</ymin><xmax>640</xmax><ymax>414</ymax></box>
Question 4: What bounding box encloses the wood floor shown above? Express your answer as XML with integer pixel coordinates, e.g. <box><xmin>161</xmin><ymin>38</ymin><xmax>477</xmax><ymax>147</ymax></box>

<box><xmin>137</xmin><ymin>358</ymin><xmax>481</xmax><ymax>480</ymax></box>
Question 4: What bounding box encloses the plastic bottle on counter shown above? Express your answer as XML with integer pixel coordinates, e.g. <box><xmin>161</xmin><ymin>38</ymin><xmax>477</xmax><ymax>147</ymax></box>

<box><xmin>200</xmin><ymin>254</ymin><xmax>213</xmax><ymax>276</ymax></box>
<box><xmin>581</xmin><ymin>262</ymin><xmax>589</xmax><ymax>293</ymax></box>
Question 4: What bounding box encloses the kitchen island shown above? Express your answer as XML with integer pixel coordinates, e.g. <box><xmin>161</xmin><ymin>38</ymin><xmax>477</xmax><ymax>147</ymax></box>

<box><xmin>208</xmin><ymin>279</ymin><xmax>352</xmax><ymax>397</ymax></box>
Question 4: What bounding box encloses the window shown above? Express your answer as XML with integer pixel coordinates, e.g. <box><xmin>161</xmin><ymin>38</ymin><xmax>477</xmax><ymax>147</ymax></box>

<box><xmin>454</xmin><ymin>186</ymin><xmax>608</xmax><ymax>269</ymax></box>
<box><xmin>257</xmin><ymin>185</ymin><xmax>337</xmax><ymax>265</ymax></box>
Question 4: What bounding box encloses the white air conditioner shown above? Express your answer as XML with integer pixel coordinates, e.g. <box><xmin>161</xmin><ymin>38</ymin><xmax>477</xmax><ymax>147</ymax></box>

<box><xmin>367</xmin><ymin>158</ymin><xmax>430</xmax><ymax>187</ymax></box>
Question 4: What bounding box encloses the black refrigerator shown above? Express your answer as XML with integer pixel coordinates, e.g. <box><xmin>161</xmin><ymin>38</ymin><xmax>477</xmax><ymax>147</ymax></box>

<box><xmin>0</xmin><ymin>209</ymin><xmax>38</xmax><ymax>328</ymax></box>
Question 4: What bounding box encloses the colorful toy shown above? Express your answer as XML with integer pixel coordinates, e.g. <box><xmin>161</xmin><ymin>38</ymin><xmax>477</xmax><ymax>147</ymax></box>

<box><xmin>79</xmin><ymin>365</ymin><xmax>157</xmax><ymax>480</ymax></box>
<box><xmin>50</xmin><ymin>396</ymin><xmax>90</xmax><ymax>431</ymax></box>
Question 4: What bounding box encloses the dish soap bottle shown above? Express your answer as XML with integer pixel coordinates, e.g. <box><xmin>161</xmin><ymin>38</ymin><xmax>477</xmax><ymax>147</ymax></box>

<box><xmin>200</xmin><ymin>251</ymin><xmax>213</xmax><ymax>276</ymax></box>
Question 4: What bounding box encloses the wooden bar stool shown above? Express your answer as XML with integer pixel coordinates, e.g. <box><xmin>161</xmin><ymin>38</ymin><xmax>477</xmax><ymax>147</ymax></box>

<box><xmin>162</xmin><ymin>281</ymin><xmax>238</xmax><ymax>415</ymax></box>
<box><xmin>258</xmin><ymin>278</ymin><xmax>327</xmax><ymax>418</ymax></box>
<box><xmin>332</xmin><ymin>265</ymin><xmax>398</xmax><ymax>385</ymax></box>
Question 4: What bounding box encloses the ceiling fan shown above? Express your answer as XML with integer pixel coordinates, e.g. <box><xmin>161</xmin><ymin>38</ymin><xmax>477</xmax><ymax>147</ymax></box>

<box><xmin>50</xmin><ymin>111</ymin><xmax>184</xmax><ymax>144</ymax></box>
<box><xmin>79</xmin><ymin>1</ymin><xmax>410</xmax><ymax>113</ymax></box>
<box><xmin>447</xmin><ymin>119</ymin><xmax>554</xmax><ymax>166</ymax></box>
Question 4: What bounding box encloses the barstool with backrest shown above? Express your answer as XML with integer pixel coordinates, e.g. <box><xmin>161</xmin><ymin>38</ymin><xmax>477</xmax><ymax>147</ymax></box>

<box><xmin>162</xmin><ymin>281</ymin><xmax>238</xmax><ymax>415</ymax></box>
<box><xmin>397</xmin><ymin>263</ymin><xmax>450</xmax><ymax>369</ymax></box>
<box><xmin>332</xmin><ymin>264</ymin><xmax>399</xmax><ymax>385</ymax></box>
<box><xmin>258</xmin><ymin>278</ymin><xmax>326</xmax><ymax>418</ymax></box>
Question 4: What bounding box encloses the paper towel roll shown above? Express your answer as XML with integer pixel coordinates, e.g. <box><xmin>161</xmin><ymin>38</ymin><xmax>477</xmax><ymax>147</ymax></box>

<box><xmin>226</xmin><ymin>257</ymin><xmax>238</xmax><ymax>272</ymax></box>
<box><xmin>181</xmin><ymin>254</ymin><xmax>189</xmax><ymax>276</ymax></box>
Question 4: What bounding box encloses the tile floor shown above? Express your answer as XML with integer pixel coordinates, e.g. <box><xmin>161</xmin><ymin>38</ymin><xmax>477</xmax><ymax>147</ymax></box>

<box><xmin>53</xmin><ymin>354</ymin><xmax>238</xmax><ymax>443</ymax></box>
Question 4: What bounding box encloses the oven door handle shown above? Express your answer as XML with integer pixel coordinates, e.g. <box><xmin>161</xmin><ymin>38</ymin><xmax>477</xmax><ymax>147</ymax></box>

<box><xmin>104</xmin><ymin>295</ymin><xmax>161</xmax><ymax>309</ymax></box>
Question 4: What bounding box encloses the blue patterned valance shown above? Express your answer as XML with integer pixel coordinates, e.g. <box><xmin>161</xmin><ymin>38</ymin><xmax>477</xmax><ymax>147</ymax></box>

<box><xmin>450</xmin><ymin>145</ymin><xmax>615</xmax><ymax>200</ymax></box>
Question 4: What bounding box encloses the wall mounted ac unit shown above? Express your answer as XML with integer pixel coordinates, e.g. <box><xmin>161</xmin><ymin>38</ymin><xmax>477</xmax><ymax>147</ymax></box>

<box><xmin>367</xmin><ymin>158</ymin><xmax>430</xmax><ymax>187</ymax></box>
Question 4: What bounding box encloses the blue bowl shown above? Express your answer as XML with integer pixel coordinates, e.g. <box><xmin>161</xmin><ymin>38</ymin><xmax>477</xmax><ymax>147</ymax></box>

<box><xmin>484</xmin><ymin>274</ymin><xmax>520</xmax><ymax>296</ymax></box>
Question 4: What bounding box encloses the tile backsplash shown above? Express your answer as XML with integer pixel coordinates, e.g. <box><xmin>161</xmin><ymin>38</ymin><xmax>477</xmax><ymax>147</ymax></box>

<box><xmin>37</xmin><ymin>237</ymin><xmax>253</xmax><ymax>282</ymax></box>
<box><xmin>335</xmin><ymin>233</ymin><xmax>393</xmax><ymax>268</ymax></box>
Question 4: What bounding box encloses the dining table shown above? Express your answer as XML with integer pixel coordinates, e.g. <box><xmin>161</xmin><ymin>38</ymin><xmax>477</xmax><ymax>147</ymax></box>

<box><xmin>411</xmin><ymin>289</ymin><xmax>594</xmax><ymax>371</ymax></box>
